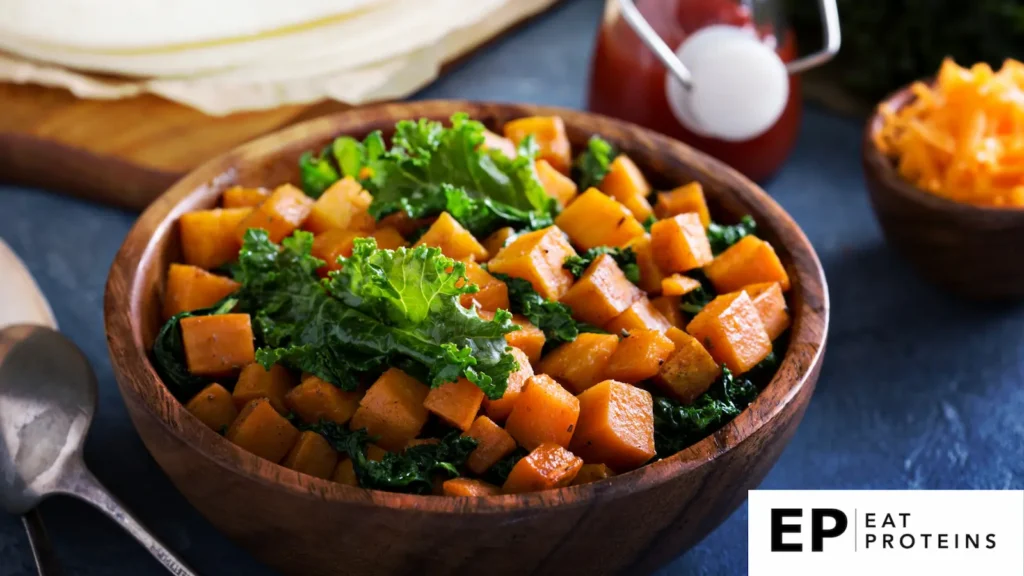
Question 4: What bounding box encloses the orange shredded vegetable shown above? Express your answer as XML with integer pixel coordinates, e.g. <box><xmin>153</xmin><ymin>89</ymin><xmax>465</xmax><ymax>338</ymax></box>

<box><xmin>874</xmin><ymin>58</ymin><xmax>1024</xmax><ymax>208</ymax></box>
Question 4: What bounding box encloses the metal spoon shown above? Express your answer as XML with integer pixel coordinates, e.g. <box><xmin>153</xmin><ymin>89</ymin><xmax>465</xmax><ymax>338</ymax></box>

<box><xmin>0</xmin><ymin>324</ymin><xmax>197</xmax><ymax>576</ymax></box>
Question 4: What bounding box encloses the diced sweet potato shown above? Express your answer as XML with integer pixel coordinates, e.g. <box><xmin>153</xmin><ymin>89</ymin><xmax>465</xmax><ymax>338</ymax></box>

<box><xmin>459</xmin><ymin>261</ymin><xmax>510</xmax><ymax>312</ymax></box>
<box><xmin>606</xmin><ymin>298</ymin><xmax>671</xmax><ymax>334</ymax></box>
<box><xmin>303</xmin><ymin>177</ymin><xmax>375</xmax><ymax>234</ymax></box>
<box><xmin>505</xmin><ymin>374</ymin><xmax>580</xmax><ymax>450</ymax></box>
<box><xmin>626</xmin><ymin>234</ymin><xmax>666</xmax><ymax>294</ymax></box>
<box><xmin>651</xmin><ymin>213</ymin><xmax>713</xmax><ymax>273</ymax></box>
<box><xmin>235</xmin><ymin>184</ymin><xmax>314</xmax><ymax>244</ymax></box>
<box><xmin>227</xmin><ymin>398</ymin><xmax>300</xmax><ymax>463</ymax></box>
<box><xmin>559</xmin><ymin>254</ymin><xmax>641</xmax><ymax>327</ymax></box>
<box><xmin>233</xmin><ymin>363</ymin><xmax>296</xmax><ymax>414</ymax></box>
<box><xmin>742</xmin><ymin>282</ymin><xmax>790</xmax><ymax>340</ymax></box>
<box><xmin>464</xmin><ymin>416</ymin><xmax>517</xmax><ymax>475</ymax></box>
<box><xmin>503</xmin><ymin>116</ymin><xmax>572</xmax><ymax>174</ymax></box>
<box><xmin>483</xmin><ymin>346</ymin><xmax>534</xmax><ymax>421</ymax></box>
<box><xmin>423</xmin><ymin>378</ymin><xmax>485</xmax><ymax>431</ymax></box>
<box><xmin>601</xmin><ymin>155</ymin><xmax>653</xmax><ymax>221</ymax></box>
<box><xmin>569</xmin><ymin>380</ymin><xmax>655</xmax><ymax>470</ymax></box>
<box><xmin>366</xmin><ymin>444</ymin><xmax>388</xmax><ymax>462</ymax></box>
<box><xmin>654</xmin><ymin>182</ymin><xmax>710</xmax><ymax>226</ymax></box>
<box><xmin>705</xmin><ymin>236</ymin><xmax>791</xmax><ymax>292</ymax></box>
<box><xmin>536</xmin><ymin>159</ymin><xmax>578</xmax><ymax>207</ymax></box>
<box><xmin>282</xmin><ymin>431</ymin><xmax>339</xmax><ymax>479</ymax></box>
<box><xmin>414</xmin><ymin>212</ymin><xmax>488</xmax><ymax>261</ymax></box>
<box><xmin>537</xmin><ymin>333</ymin><xmax>619</xmax><ymax>394</ymax></box>
<box><xmin>488</xmin><ymin>226</ymin><xmax>577</xmax><ymax>300</ymax></box>
<box><xmin>443</xmin><ymin>477</ymin><xmax>501</xmax><ymax>497</ymax></box>
<box><xmin>163</xmin><ymin>263</ymin><xmax>240</xmax><ymax>320</ymax></box>
<box><xmin>371</xmin><ymin>226</ymin><xmax>408</xmax><ymax>250</ymax></box>
<box><xmin>502</xmin><ymin>443</ymin><xmax>582</xmax><ymax>493</ymax></box>
<box><xmin>180</xmin><ymin>314</ymin><xmax>254</xmax><ymax>377</ymax></box>
<box><xmin>604</xmin><ymin>329</ymin><xmax>676</xmax><ymax>383</ymax></box>
<box><xmin>332</xmin><ymin>458</ymin><xmax>358</xmax><ymax>486</ymax></box>
<box><xmin>482</xmin><ymin>227</ymin><xmax>515</xmax><ymax>261</ymax></box>
<box><xmin>661</xmin><ymin>274</ymin><xmax>702</xmax><ymax>297</ymax></box>
<box><xmin>349</xmin><ymin>368</ymin><xmax>430</xmax><ymax>450</ymax></box>
<box><xmin>185</xmin><ymin>383</ymin><xmax>238</xmax><ymax>432</ymax></box>
<box><xmin>571</xmin><ymin>463</ymin><xmax>615</xmax><ymax>485</ymax></box>
<box><xmin>652</xmin><ymin>296</ymin><xmax>686</xmax><ymax>329</ymax></box>
<box><xmin>555</xmin><ymin>189</ymin><xmax>645</xmax><ymax>250</ymax></box>
<box><xmin>311</xmin><ymin>229</ymin><xmax>359</xmax><ymax>275</ymax></box>
<box><xmin>405</xmin><ymin>438</ymin><xmax>440</xmax><ymax>449</ymax></box>
<box><xmin>482</xmin><ymin>129</ymin><xmax>517</xmax><ymax>159</ymax></box>
<box><xmin>222</xmin><ymin>186</ymin><xmax>269</xmax><ymax>208</ymax></box>
<box><xmin>507</xmin><ymin>315</ymin><xmax>546</xmax><ymax>364</ymax></box>
<box><xmin>687</xmin><ymin>291</ymin><xmax>771</xmax><ymax>374</ymax></box>
<box><xmin>655</xmin><ymin>330</ymin><xmax>720</xmax><ymax>403</ymax></box>
<box><xmin>284</xmin><ymin>375</ymin><xmax>363</xmax><ymax>426</ymax></box>
<box><xmin>179</xmin><ymin>207</ymin><xmax>252</xmax><ymax>270</ymax></box>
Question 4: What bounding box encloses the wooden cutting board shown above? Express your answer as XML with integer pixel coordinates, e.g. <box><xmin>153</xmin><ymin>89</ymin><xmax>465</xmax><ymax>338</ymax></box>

<box><xmin>0</xmin><ymin>3</ymin><xmax>562</xmax><ymax>211</ymax></box>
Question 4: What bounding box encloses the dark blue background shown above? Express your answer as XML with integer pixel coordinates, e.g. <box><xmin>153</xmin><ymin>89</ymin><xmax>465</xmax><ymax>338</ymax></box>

<box><xmin>1</xmin><ymin>0</ymin><xmax>1022</xmax><ymax>574</ymax></box>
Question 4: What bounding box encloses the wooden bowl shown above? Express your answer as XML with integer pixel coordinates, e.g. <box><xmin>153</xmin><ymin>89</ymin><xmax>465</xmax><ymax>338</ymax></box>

<box><xmin>104</xmin><ymin>101</ymin><xmax>828</xmax><ymax>576</ymax></box>
<box><xmin>863</xmin><ymin>84</ymin><xmax>1024</xmax><ymax>299</ymax></box>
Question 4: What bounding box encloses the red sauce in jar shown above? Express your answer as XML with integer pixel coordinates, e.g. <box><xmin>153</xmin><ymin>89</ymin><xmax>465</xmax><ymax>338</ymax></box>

<box><xmin>588</xmin><ymin>0</ymin><xmax>800</xmax><ymax>181</ymax></box>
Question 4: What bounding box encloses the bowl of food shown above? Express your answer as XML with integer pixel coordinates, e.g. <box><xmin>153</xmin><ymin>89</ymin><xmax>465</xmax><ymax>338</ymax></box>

<box><xmin>864</xmin><ymin>58</ymin><xmax>1024</xmax><ymax>299</ymax></box>
<box><xmin>104</xmin><ymin>100</ymin><xmax>827</xmax><ymax>576</ymax></box>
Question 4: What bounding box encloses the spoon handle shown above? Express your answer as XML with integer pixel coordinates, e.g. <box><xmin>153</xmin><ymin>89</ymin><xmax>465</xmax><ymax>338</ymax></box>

<box><xmin>22</xmin><ymin>509</ymin><xmax>61</xmax><ymax>575</ymax></box>
<box><xmin>62</xmin><ymin>465</ymin><xmax>197</xmax><ymax>576</ymax></box>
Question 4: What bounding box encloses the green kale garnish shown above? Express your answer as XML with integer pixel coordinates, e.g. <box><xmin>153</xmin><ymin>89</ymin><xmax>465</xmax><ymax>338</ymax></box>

<box><xmin>331</xmin><ymin>132</ymin><xmax>386</xmax><ymax>182</ymax></box>
<box><xmin>563</xmin><ymin>246</ymin><xmax>640</xmax><ymax>285</ymax></box>
<box><xmin>298</xmin><ymin>149</ymin><xmax>341</xmax><ymax>198</ymax></box>
<box><xmin>152</xmin><ymin>297</ymin><xmax>239</xmax><ymax>401</ymax></box>
<box><xmin>642</xmin><ymin>214</ymin><xmax>657</xmax><ymax>232</ymax></box>
<box><xmin>492</xmin><ymin>273</ymin><xmax>581</xmax><ymax>346</ymax></box>
<box><xmin>707</xmin><ymin>215</ymin><xmax>757</xmax><ymax>255</ymax></box>
<box><xmin>679</xmin><ymin>270</ymin><xmax>717</xmax><ymax>315</ymax></box>
<box><xmin>485</xmin><ymin>447</ymin><xmax>528</xmax><ymax>486</ymax></box>
<box><xmin>572</xmin><ymin>135</ymin><xmax>616</xmax><ymax>191</ymax></box>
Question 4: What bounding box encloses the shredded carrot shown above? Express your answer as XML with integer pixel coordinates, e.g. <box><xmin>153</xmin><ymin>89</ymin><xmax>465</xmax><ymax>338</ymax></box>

<box><xmin>874</xmin><ymin>58</ymin><xmax>1024</xmax><ymax>208</ymax></box>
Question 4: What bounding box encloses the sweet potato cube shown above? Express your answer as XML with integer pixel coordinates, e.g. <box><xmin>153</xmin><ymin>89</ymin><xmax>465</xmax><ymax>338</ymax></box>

<box><xmin>502</xmin><ymin>443</ymin><xmax>582</xmax><ymax>493</ymax></box>
<box><xmin>505</xmin><ymin>374</ymin><xmax>580</xmax><ymax>450</ymax></box>
<box><xmin>303</xmin><ymin>177</ymin><xmax>375</xmax><ymax>234</ymax></box>
<box><xmin>559</xmin><ymin>254</ymin><xmax>641</xmax><ymax>327</ymax></box>
<box><xmin>464</xmin><ymin>416</ymin><xmax>517</xmax><ymax>475</ymax></box>
<box><xmin>743</xmin><ymin>282</ymin><xmax>790</xmax><ymax>340</ymax></box>
<box><xmin>555</xmin><ymin>189</ymin><xmax>645</xmax><ymax>250</ymax></box>
<box><xmin>423</xmin><ymin>378</ymin><xmax>485</xmax><ymax>431</ymax></box>
<box><xmin>536</xmin><ymin>159</ymin><xmax>578</xmax><ymax>207</ymax></box>
<box><xmin>180</xmin><ymin>314</ymin><xmax>254</xmax><ymax>377</ymax></box>
<box><xmin>651</xmin><ymin>213</ymin><xmax>713</xmax><ymax>273</ymax></box>
<box><xmin>654</xmin><ymin>182</ymin><xmax>710</xmax><ymax>226</ymax></box>
<box><xmin>459</xmin><ymin>261</ymin><xmax>510</xmax><ymax>312</ymax></box>
<box><xmin>233</xmin><ymin>363</ymin><xmax>296</xmax><ymax>414</ymax></box>
<box><xmin>503</xmin><ymin>116</ymin><xmax>572</xmax><ymax>174</ymax></box>
<box><xmin>285</xmin><ymin>376</ymin><xmax>364</xmax><ymax>426</ymax></box>
<box><xmin>227</xmin><ymin>398</ymin><xmax>300</xmax><ymax>463</ymax></box>
<box><xmin>235</xmin><ymin>184</ymin><xmax>314</xmax><ymax>244</ymax></box>
<box><xmin>185</xmin><ymin>383</ymin><xmax>238</xmax><ymax>432</ymax></box>
<box><xmin>366</xmin><ymin>444</ymin><xmax>388</xmax><ymax>462</ymax></box>
<box><xmin>687</xmin><ymin>291</ymin><xmax>771</xmax><ymax>374</ymax></box>
<box><xmin>443</xmin><ymin>477</ymin><xmax>502</xmax><ymax>496</ymax></box>
<box><xmin>537</xmin><ymin>333</ymin><xmax>619</xmax><ymax>394</ymax></box>
<box><xmin>222</xmin><ymin>186</ymin><xmax>269</xmax><ymax>208</ymax></box>
<box><xmin>482</xmin><ymin>227</ymin><xmax>515</xmax><ymax>261</ymax></box>
<box><xmin>282</xmin><ymin>431</ymin><xmax>339</xmax><ymax>479</ymax></box>
<box><xmin>488</xmin><ymin>226</ymin><xmax>577</xmax><ymax>300</ymax></box>
<box><xmin>570</xmin><ymin>380</ymin><xmax>655</xmax><ymax>470</ymax></box>
<box><xmin>163</xmin><ymin>263</ymin><xmax>240</xmax><ymax>320</ymax></box>
<box><xmin>601</xmin><ymin>155</ymin><xmax>653</xmax><ymax>221</ymax></box>
<box><xmin>311</xmin><ymin>229</ymin><xmax>359</xmax><ymax>275</ymax></box>
<box><xmin>332</xmin><ymin>459</ymin><xmax>358</xmax><ymax>486</ymax></box>
<box><xmin>705</xmin><ymin>236</ymin><xmax>791</xmax><ymax>292</ymax></box>
<box><xmin>661</xmin><ymin>274</ymin><xmax>702</xmax><ymax>297</ymax></box>
<box><xmin>507</xmin><ymin>315</ymin><xmax>546</xmax><ymax>363</ymax></box>
<box><xmin>604</xmin><ymin>329</ymin><xmax>676</xmax><ymax>383</ymax></box>
<box><xmin>370</xmin><ymin>226</ymin><xmax>408</xmax><ymax>250</ymax></box>
<box><xmin>482</xmin><ymin>129</ymin><xmax>517</xmax><ymax>159</ymax></box>
<box><xmin>349</xmin><ymin>368</ymin><xmax>430</xmax><ymax>450</ymax></box>
<box><xmin>483</xmin><ymin>346</ymin><xmax>534</xmax><ymax>422</ymax></box>
<box><xmin>655</xmin><ymin>330</ymin><xmax>720</xmax><ymax>403</ymax></box>
<box><xmin>652</xmin><ymin>296</ymin><xmax>686</xmax><ymax>329</ymax></box>
<box><xmin>606</xmin><ymin>298</ymin><xmax>671</xmax><ymax>334</ymax></box>
<box><xmin>414</xmin><ymin>211</ymin><xmax>488</xmax><ymax>261</ymax></box>
<box><xmin>179</xmin><ymin>207</ymin><xmax>252</xmax><ymax>270</ymax></box>
<box><xmin>626</xmin><ymin>234</ymin><xmax>666</xmax><ymax>294</ymax></box>
<box><xmin>571</xmin><ymin>463</ymin><xmax>615</xmax><ymax>485</ymax></box>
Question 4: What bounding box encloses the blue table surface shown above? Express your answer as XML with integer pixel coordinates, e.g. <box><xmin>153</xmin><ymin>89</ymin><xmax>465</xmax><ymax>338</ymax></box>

<box><xmin>2</xmin><ymin>0</ymin><xmax>1023</xmax><ymax>574</ymax></box>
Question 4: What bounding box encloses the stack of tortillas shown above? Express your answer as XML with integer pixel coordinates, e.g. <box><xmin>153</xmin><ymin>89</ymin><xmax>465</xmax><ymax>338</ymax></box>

<box><xmin>0</xmin><ymin>0</ymin><xmax>557</xmax><ymax>115</ymax></box>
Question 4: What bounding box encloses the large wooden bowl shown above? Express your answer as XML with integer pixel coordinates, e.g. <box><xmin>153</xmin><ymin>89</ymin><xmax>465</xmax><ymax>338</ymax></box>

<box><xmin>104</xmin><ymin>101</ymin><xmax>829</xmax><ymax>576</ymax></box>
<box><xmin>863</xmin><ymin>84</ymin><xmax>1024</xmax><ymax>299</ymax></box>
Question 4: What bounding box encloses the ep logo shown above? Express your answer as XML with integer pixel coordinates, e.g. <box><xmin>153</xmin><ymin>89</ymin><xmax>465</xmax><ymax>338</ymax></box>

<box><xmin>770</xmin><ymin>508</ymin><xmax>848</xmax><ymax>552</ymax></box>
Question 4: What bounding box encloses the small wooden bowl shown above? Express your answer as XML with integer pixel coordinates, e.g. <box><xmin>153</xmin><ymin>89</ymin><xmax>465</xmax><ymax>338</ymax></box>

<box><xmin>863</xmin><ymin>84</ymin><xmax>1024</xmax><ymax>299</ymax></box>
<box><xmin>104</xmin><ymin>101</ymin><xmax>828</xmax><ymax>576</ymax></box>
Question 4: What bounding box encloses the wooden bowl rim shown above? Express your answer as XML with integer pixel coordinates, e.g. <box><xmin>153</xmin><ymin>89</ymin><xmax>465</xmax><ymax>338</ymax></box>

<box><xmin>105</xmin><ymin>100</ymin><xmax>829</xmax><ymax>514</ymax></box>
<box><xmin>863</xmin><ymin>82</ymin><xmax>1024</xmax><ymax>217</ymax></box>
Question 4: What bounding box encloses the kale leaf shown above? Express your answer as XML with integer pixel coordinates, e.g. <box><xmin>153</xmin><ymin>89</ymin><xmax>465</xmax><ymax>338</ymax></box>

<box><xmin>707</xmin><ymin>215</ymin><xmax>757</xmax><ymax>255</ymax></box>
<box><xmin>152</xmin><ymin>297</ymin><xmax>239</xmax><ymax>401</ymax></box>
<box><xmin>331</xmin><ymin>132</ymin><xmax>386</xmax><ymax>182</ymax></box>
<box><xmin>485</xmin><ymin>447</ymin><xmax>528</xmax><ymax>486</ymax></box>
<box><xmin>492</xmin><ymin>273</ymin><xmax>581</xmax><ymax>346</ymax></box>
<box><xmin>298</xmin><ymin>149</ymin><xmax>341</xmax><ymax>198</ymax></box>
<box><xmin>679</xmin><ymin>270</ymin><xmax>717</xmax><ymax>315</ymax></box>
<box><xmin>572</xmin><ymin>135</ymin><xmax>616</xmax><ymax>191</ymax></box>
<box><xmin>563</xmin><ymin>246</ymin><xmax>640</xmax><ymax>284</ymax></box>
<box><xmin>642</xmin><ymin>214</ymin><xmax>657</xmax><ymax>232</ymax></box>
